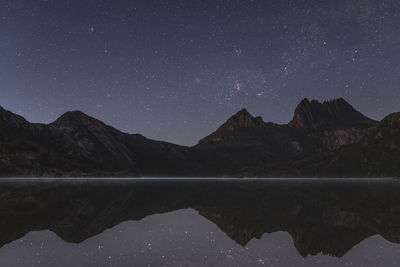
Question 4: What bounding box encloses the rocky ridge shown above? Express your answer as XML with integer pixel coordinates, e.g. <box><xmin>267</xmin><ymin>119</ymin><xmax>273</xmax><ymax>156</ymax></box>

<box><xmin>1</xmin><ymin>97</ymin><xmax>397</xmax><ymax>177</ymax></box>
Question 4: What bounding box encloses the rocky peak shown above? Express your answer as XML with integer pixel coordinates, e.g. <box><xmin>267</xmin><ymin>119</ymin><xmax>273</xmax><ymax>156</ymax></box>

<box><xmin>49</xmin><ymin>110</ymin><xmax>136</xmax><ymax>166</ymax></box>
<box><xmin>50</xmin><ymin>110</ymin><xmax>122</xmax><ymax>148</ymax></box>
<box><xmin>225</xmin><ymin>108</ymin><xmax>264</xmax><ymax>129</ymax></box>
<box><xmin>198</xmin><ymin>108</ymin><xmax>265</xmax><ymax>144</ymax></box>
<box><xmin>289</xmin><ymin>97</ymin><xmax>377</xmax><ymax>130</ymax></box>
<box><xmin>50</xmin><ymin>111</ymin><xmax>101</xmax><ymax>129</ymax></box>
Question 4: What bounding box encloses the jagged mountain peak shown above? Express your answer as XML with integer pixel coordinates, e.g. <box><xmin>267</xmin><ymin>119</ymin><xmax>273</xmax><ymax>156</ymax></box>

<box><xmin>298</xmin><ymin>97</ymin><xmax>348</xmax><ymax>105</ymax></box>
<box><xmin>323</xmin><ymin>97</ymin><xmax>347</xmax><ymax>104</ymax></box>
<box><xmin>198</xmin><ymin>108</ymin><xmax>265</xmax><ymax>144</ymax></box>
<box><xmin>289</xmin><ymin>97</ymin><xmax>376</xmax><ymax>130</ymax></box>
<box><xmin>235</xmin><ymin>108</ymin><xmax>252</xmax><ymax>116</ymax></box>
<box><xmin>295</xmin><ymin>97</ymin><xmax>352</xmax><ymax>114</ymax></box>
<box><xmin>227</xmin><ymin>108</ymin><xmax>264</xmax><ymax>128</ymax></box>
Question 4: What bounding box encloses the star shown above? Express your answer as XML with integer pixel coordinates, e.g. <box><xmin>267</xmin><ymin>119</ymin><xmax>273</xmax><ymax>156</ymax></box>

<box><xmin>234</xmin><ymin>81</ymin><xmax>241</xmax><ymax>92</ymax></box>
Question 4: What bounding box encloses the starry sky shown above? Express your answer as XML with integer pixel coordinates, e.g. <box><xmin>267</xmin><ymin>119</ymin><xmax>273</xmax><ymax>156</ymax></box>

<box><xmin>1</xmin><ymin>0</ymin><xmax>400</xmax><ymax>146</ymax></box>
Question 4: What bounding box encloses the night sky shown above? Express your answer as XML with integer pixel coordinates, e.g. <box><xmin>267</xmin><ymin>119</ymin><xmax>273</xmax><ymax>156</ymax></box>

<box><xmin>1</xmin><ymin>0</ymin><xmax>400</xmax><ymax>146</ymax></box>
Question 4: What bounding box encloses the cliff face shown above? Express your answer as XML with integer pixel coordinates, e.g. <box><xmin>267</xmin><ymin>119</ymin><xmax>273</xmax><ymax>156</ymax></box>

<box><xmin>287</xmin><ymin>98</ymin><xmax>377</xmax><ymax>152</ymax></box>
<box><xmin>242</xmin><ymin>112</ymin><xmax>400</xmax><ymax>177</ymax></box>
<box><xmin>315</xmin><ymin>112</ymin><xmax>400</xmax><ymax>177</ymax></box>
<box><xmin>288</xmin><ymin>98</ymin><xmax>376</xmax><ymax>130</ymax></box>
<box><xmin>321</xmin><ymin>128</ymin><xmax>365</xmax><ymax>151</ymax></box>
<box><xmin>199</xmin><ymin>98</ymin><xmax>376</xmax><ymax>149</ymax></box>
<box><xmin>194</xmin><ymin>98</ymin><xmax>377</xmax><ymax>175</ymax></box>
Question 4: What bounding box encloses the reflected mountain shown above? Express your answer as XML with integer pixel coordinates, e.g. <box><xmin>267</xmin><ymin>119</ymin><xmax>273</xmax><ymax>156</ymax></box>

<box><xmin>0</xmin><ymin>179</ymin><xmax>399</xmax><ymax>258</ymax></box>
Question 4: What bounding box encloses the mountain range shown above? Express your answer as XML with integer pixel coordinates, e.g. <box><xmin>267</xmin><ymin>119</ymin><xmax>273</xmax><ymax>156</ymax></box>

<box><xmin>0</xmin><ymin>97</ymin><xmax>398</xmax><ymax>177</ymax></box>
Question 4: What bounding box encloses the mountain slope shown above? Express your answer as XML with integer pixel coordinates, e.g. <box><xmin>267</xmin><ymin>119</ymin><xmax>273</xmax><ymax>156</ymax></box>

<box><xmin>194</xmin><ymin>98</ymin><xmax>377</xmax><ymax>175</ymax></box>
<box><xmin>0</xmin><ymin>107</ymin><xmax>195</xmax><ymax>176</ymax></box>
<box><xmin>198</xmin><ymin>108</ymin><xmax>266</xmax><ymax>144</ymax></box>
<box><xmin>0</xmin><ymin>97</ymin><xmax>388</xmax><ymax>177</ymax></box>
<box><xmin>194</xmin><ymin>110</ymin><xmax>298</xmax><ymax>174</ymax></box>
<box><xmin>0</xmin><ymin>106</ymin><xmax>91</xmax><ymax>175</ymax></box>
<box><xmin>241</xmin><ymin>112</ymin><xmax>400</xmax><ymax>177</ymax></box>
<box><xmin>49</xmin><ymin>111</ymin><xmax>195</xmax><ymax>175</ymax></box>
<box><xmin>288</xmin><ymin>98</ymin><xmax>376</xmax><ymax>130</ymax></box>
<box><xmin>312</xmin><ymin>112</ymin><xmax>400</xmax><ymax>177</ymax></box>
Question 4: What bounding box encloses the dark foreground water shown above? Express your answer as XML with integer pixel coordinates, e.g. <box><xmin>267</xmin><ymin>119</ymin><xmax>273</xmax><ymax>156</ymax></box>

<box><xmin>0</xmin><ymin>178</ymin><xmax>400</xmax><ymax>267</ymax></box>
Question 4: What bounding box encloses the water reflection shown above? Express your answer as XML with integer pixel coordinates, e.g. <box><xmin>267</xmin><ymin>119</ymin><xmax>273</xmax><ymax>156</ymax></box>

<box><xmin>0</xmin><ymin>178</ymin><xmax>399</xmax><ymax>266</ymax></box>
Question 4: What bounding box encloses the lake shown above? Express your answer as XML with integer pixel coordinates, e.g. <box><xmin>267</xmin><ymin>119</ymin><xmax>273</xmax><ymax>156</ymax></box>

<box><xmin>0</xmin><ymin>178</ymin><xmax>399</xmax><ymax>266</ymax></box>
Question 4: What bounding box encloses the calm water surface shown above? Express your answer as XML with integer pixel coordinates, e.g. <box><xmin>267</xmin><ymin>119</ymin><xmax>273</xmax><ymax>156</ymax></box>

<box><xmin>0</xmin><ymin>178</ymin><xmax>399</xmax><ymax>266</ymax></box>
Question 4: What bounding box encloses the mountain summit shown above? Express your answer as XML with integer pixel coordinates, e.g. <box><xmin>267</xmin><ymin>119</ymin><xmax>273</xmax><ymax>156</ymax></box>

<box><xmin>193</xmin><ymin>97</ymin><xmax>378</xmax><ymax>175</ymax></box>
<box><xmin>198</xmin><ymin>109</ymin><xmax>265</xmax><ymax>144</ymax></box>
<box><xmin>225</xmin><ymin>108</ymin><xmax>265</xmax><ymax>129</ymax></box>
<box><xmin>50</xmin><ymin>110</ymin><xmax>102</xmax><ymax>129</ymax></box>
<box><xmin>288</xmin><ymin>98</ymin><xmax>377</xmax><ymax>130</ymax></box>
<box><xmin>50</xmin><ymin>110</ymin><xmax>138</xmax><ymax>166</ymax></box>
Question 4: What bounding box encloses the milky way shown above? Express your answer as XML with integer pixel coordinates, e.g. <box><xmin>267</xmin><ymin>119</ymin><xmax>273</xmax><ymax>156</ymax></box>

<box><xmin>1</xmin><ymin>0</ymin><xmax>400</xmax><ymax>145</ymax></box>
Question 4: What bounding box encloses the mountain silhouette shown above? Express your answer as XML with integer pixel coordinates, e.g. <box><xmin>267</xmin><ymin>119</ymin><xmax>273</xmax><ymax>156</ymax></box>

<box><xmin>2</xmin><ymin>97</ymin><xmax>399</xmax><ymax>177</ymax></box>
<box><xmin>0</xmin><ymin>179</ymin><xmax>399</xmax><ymax>257</ymax></box>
